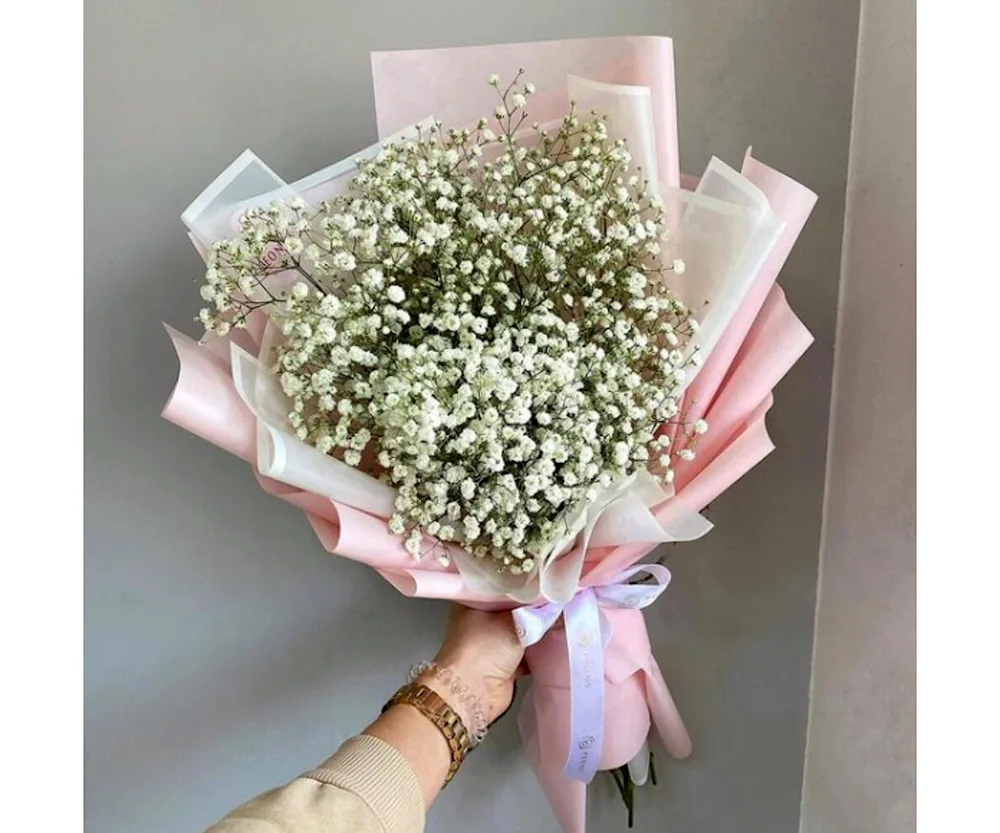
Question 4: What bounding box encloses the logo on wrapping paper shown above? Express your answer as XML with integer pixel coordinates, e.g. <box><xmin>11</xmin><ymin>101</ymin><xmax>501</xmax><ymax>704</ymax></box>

<box><xmin>578</xmin><ymin>736</ymin><xmax>596</xmax><ymax>750</ymax></box>
<box><xmin>260</xmin><ymin>242</ymin><xmax>285</xmax><ymax>268</ymax></box>
<box><xmin>577</xmin><ymin>629</ymin><xmax>593</xmax><ymax>648</ymax></box>
<box><xmin>514</xmin><ymin>623</ymin><xmax>526</xmax><ymax>639</ymax></box>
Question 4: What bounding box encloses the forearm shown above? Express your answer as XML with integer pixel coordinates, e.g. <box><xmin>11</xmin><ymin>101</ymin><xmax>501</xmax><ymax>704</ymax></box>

<box><xmin>206</xmin><ymin>671</ymin><xmax>490</xmax><ymax>833</ymax></box>
<box><xmin>207</xmin><ymin>734</ymin><xmax>424</xmax><ymax>833</ymax></box>
<box><xmin>206</xmin><ymin>607</ymin><xmax>521</xmax><ymax>833</ymax></box>
<box><xmin>364</xmin><ymin>703</ymin><xmax>453</xmax><ymax>808</ymax></box>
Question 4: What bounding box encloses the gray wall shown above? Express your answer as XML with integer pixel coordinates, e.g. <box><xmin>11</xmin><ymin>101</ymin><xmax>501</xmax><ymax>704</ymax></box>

<box><xmin>800</xmin><ymin>0</ymin><xmax>916</xmax><ymax>830</ymax></box>
<box><xmin>85</xmin><ymin>3</ymin><xmax>858</xmax><ymax>831</ymax></box>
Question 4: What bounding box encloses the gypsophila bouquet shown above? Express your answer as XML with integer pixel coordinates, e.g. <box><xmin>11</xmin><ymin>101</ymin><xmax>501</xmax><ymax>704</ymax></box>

<box><xmin>165</xmin><ymin>37</ymin><xmax>816</xmax><ymax>833</ymax></box>
<box><xmin>197</xmin><ymin>73</ymin><xmax>707</xmax><ymax>573</ymax></box>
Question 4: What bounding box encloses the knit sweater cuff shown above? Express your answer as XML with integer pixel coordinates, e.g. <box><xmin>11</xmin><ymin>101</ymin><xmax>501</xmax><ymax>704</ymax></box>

<box><xmin>304</xmin><ymin>735</ymin><xmax>425</xmax><ymax>833</ymax></box>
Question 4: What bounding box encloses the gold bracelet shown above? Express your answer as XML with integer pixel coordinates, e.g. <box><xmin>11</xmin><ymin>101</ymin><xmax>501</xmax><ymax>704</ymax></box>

<box><xmin>383</xmin><ymin>682</ymin><xmax>472</xmax><ymax>786</ymax></box>
<box><xmin>407</xmin><ymin>661</ymin><xmax>489</xmax><ymax>744</ymax></box>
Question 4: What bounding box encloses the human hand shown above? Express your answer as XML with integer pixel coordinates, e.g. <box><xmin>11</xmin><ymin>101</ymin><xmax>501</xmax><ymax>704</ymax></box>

<box><xmin>426</xmin><ymin>605</ymin><xmax>525</xmax><ymax>726</ymax></box>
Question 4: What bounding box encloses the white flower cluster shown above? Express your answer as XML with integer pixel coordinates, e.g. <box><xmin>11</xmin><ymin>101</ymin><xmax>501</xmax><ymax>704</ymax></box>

<box><xmin>197</xmin><ymin>74</ymin><xmax>705</xmax><ymax>572</ymax></box>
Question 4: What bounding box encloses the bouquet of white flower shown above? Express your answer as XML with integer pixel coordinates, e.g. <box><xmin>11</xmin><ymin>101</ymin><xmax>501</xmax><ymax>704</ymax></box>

<box><xmin>197</xmin><ymin>73</ymin><xmax>706</xmax><ymax>578</ymax></box>
<box><xmin>164</xmin><ymin>37</ymin><xmax>816</xmax><ymax>833</ymax></box>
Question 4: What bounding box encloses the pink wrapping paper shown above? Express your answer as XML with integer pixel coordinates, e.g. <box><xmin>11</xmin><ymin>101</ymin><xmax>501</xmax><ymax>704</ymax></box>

<box><xmin>371</xmin><ymin>37</ymin><xmax>680</xmax><ymax>191</ymax></box>
<box><xmin>163</xmin><ymin>37</ymin><xmax>816</xmax><ymax>833</ymax></box>
<box><xmin>519</xmin><ymin>609</ymin><xmax>692</xmax><ymax>833</ymax></box>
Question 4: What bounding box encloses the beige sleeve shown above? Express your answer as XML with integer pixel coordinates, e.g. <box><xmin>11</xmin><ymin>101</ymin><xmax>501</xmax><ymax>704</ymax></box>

<box><xmin>206</xmin><ymin>735</ymin><xmax>425</xmax><ymax>833</ymax></box>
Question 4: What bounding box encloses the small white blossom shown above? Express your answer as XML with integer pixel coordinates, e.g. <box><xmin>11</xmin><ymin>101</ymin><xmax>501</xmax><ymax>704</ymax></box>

<box><xmin>405</xmin><ymin>529</ymin><xmax>424</xmax><ymax>559</ymax></box>
<box><xmin>507</xmin><ymin>244</ymin><xmax>528</xmax><ymax>266</ymax></box>
<box><xmin>332</xmin><ymin>251</ymin><xmax>356</xmax><ymax>271</ymax></box>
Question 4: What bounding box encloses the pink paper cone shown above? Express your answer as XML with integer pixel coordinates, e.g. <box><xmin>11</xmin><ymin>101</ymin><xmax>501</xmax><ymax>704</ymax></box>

<box><xmin>519</xmin><ymin>609</ymin><xmax>691</xmax><ymax>830</ymax></box>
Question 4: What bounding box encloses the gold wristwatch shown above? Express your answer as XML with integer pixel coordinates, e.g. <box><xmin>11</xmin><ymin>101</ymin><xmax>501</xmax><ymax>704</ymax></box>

<box><xmin>383</xmin><ymin>682</ymin><xmax>472</xmax><ymax>786</ymax></box>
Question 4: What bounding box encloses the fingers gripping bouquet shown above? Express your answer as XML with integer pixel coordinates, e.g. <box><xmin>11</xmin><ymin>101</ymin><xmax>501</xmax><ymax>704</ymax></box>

<box><xmin>164</xmin><ymin>37</ymin><xmax>816</xmax><ymax>833</ymax></box>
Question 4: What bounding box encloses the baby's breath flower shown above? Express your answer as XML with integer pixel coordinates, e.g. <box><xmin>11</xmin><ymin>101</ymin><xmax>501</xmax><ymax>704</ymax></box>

<box><xmin>332</xmin><ymin>251</ymin><xmax>356</xmax><ymax>271</ymax></box>
<box><xmin>405</xmin><ymin>529</ymin><xmax>424</xmax><ymax>559</ymax></box>
<box><xmin>194</xmin><ymin>74</ymin><xmax>703</xmax><ymax>573</ymax></box>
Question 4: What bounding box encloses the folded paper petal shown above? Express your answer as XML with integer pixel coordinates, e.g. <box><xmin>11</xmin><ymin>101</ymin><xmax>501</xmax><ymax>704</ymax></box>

<box><xmin>667</xmin><ymin>158</ymin><xmax>786</xmax><ymax>375</ymax></box>
<box><xmin>161</xmin><ymin>325</ymin><xmax>256</xmax><ymax>463</ymax></box>
<box><xmin>678</xmin><ymin>286</ymin><xmax>813</xmax><ymax>487</ymax></box>
<box><xmin>680</xmin><ymin>151</ymin><xmax>817</xmax><ymax>423</ymax></box>
<box><xmin>644</xmin><ymin>660</ymin><xmax>694</xmax><ymax>759</ymax></box>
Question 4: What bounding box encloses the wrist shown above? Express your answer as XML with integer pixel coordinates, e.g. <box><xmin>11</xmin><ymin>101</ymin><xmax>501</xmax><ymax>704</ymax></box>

<box><xmin>368</xmin><ymin>691</ymin><xmax>461</xmax><ymax>804</ymax></box>
<box><xmin>415</xmin><ymin>671</ymin><xmax>478</xmax><ymax>730</ymax></box>
<box><xmin>460</xmin><ymin>673</ymin><xmax>512</xmax><ymax>726</ymax></box>
<box><xmin>412</xmin><ymin>659</ymin><xmax>505</xmax><ymax>740</ymax></box>
<box><xmin>437</xmin><ymin>659</ymin><xmax>511</xmax><ymax>725</ymax></box>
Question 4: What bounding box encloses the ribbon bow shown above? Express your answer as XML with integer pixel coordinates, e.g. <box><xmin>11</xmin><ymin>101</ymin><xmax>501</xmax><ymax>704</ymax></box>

<box><xmin>512</xmin><ymin>564</ymin><xmax>672</xmax><ymax>783</ymax></box>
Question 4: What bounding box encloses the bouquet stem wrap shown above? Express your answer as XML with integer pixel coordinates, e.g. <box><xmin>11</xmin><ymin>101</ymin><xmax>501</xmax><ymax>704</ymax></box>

<box><xmin>518</xmin><ymin>603</ymin><xmax>692</xmax><ymax>833</ymax></box>
<box><xmin>513</xmin><ymin>565</ymin><xmax>676</xmax><ymax>783</ymax></box>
